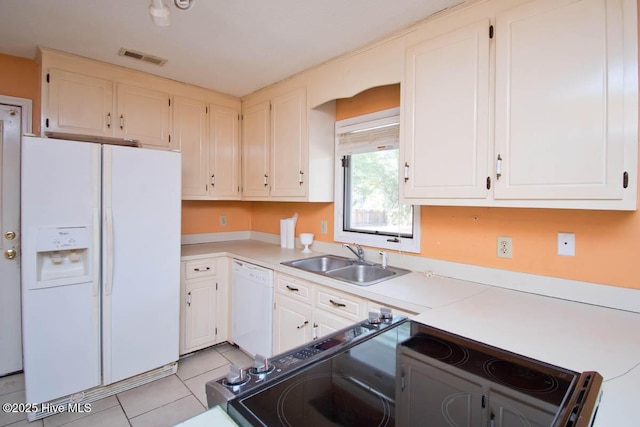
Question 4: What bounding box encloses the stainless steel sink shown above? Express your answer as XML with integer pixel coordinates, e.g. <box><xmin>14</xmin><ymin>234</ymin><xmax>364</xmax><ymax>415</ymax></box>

<box><xmin>326</xmin><ymin>264</ymin><xmax>397</xmax><ymax>284</ymax></box>
<box><xmin>281</xmin><ymin>255</ymin><xmax>410</xmax><ymax>286</ymax></box>
<box><xmin>285</xmin><ymin>255</ymin><xmax>354</xmax><ymax>272</ymax></box>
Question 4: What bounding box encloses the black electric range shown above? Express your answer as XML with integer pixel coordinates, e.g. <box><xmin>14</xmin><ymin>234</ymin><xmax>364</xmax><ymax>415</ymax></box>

<box><xmin>206</xmin><ymin>316</ymin><xmax>602</xmax><ymax>427</ymax></box>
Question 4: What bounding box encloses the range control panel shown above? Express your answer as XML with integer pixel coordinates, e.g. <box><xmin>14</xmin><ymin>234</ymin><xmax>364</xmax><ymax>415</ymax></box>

<box><xmin>208</xmin><ymin>313</ymin><xmax>408</xmax><ymax>403</ymax></box>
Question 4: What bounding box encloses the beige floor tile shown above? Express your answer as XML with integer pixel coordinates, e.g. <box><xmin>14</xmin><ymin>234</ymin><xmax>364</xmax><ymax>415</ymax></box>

<box><xmin>177</xmin><ymin>348</ymin><xmax>228</xmax><ymax>382</ymax></box>
<box><xmin>183</xmin><ymin>364</ymin><xmax>229</xmax><ymax>407</ymax></box>
<box><xmin>117</xmin><ymin>374</ymin><xmax>190</xmax><ymax>419</ymax></box>
<box><xmin>3</xmin><ymin>418</ymin><xmax>43</xmax><ymax>427</ymax></box>
<box><xmin>129</xmin><ymin>395</ymin><xmax>204</xmax><ymax>427</ymax></box>
<box><xmin>55</xmin><ymin>406</ymin><xmax>129</xmax><ymax>427</ymax></box>
<box><xmin>213</xmin><ymin>343</ymin><xmax>235</xmax><ymax>354</ymax></box>
<box><xmin>0</xmin><ymin>390</ymin><xmax>27</xmax><ymax>426</ymax></box>
<box><xmin>222</xmin><ymin>349</ymin><xmax>253</xmax><ymax>369</ymax></box>
<box><xmin>42</xmin><ymin>396</ymin><xmax>119</xmax><ymax>427</ymax></box>
<box><xmin>0</xmin><ymin>374</ymin><xmax>24</xmax><ymax>397</ymax></box>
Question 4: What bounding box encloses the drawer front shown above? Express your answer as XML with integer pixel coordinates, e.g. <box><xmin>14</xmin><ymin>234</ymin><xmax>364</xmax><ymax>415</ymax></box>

<box><xmin>315</xmin><ymin>288</ymin><xmax>365</xmax><ymax>322</ymax></box>
<box><xmin>275</xmin><ymin>274</ymin><xmax>313</xmax><ymax>304</ymax></box>
<box><xmin>184</xmin><ymin>258</ymin><xmax>217</xmax><ymax>279</ymax></box>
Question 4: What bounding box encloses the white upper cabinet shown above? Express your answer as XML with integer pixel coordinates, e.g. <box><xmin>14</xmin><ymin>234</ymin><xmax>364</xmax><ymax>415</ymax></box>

<box><xmin>401</xmin><ymin>0</ymin><xmax>637</xmax><ymax>210</ymax></box>
<box><xmin>493</xmin><ymin>0</ymin><xmax>631</xmax><ymax>205</ymax></box>
<box><xmin>46</xmin><ymin>69</ymin><xmax>113</xmax><ymax>137</ymax></box>
<box><xmin>241</xmin><ymin>100</ymin><xmax>271</xmax><ymax>198</ymax></box>
<box><xmin>241</xmin><ymin>85</ymin><xmax>334</xmax><ymax>201</ymax></box>
<box><xmin>174</xmin><ymin>96</ymin><xmax>209</xmax><ymax>198</ymax></box>
<box><xmin>270</xmin><ymin>87</ymin><xmax>307</xmax><ymax>198</ymax></box>
<box><xmin>403</xmin><ymin>19</ymin><xmax>491</xmax><ymax>200</ymax></box>
<box><xmin>177</xmin><ymin>97</ymin><xmax>241</xmax><ymax>200</ymax></box>
<box><xmin>115</xmin><ymin>83</ymin><xmax>172</xmax><ymax>149</ymax></box>
<box><xmin>40</xmin><ymin>48</ymin><xmax>239</xmax><ymax>154</ymax></box>
<box><xmin>45</xmin><ymin>70</ymin><xmax>172</xmax><ymax>149</ymax></box>
<box><xmin>209</xmin><ymin>105</ymin><xmax>241</xmax><ymax>198</ymax></box>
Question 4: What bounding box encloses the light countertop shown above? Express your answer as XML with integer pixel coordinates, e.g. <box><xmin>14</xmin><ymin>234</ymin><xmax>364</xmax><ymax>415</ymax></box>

<box><xmin>182</xmin><ymin>239</ymin><xmax>640</xmax><ymax>427</ymax></box>
<box><xmin>182</xmin><ymin>240</ymin><xmax>490</xmax><ymax>314</ymax></box>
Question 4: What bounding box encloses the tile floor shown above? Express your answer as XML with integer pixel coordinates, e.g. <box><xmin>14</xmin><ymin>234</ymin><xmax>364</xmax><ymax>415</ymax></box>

<box><xmin>0</xmin><ymin>343</ymin><xmax>253</xmax><ymax>427</ymax></box>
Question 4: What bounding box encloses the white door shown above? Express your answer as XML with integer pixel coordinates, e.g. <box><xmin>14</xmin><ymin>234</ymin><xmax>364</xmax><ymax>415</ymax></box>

<box><xmin>102</xmin><ymin>145</ymin><xmax>181</xmax><ymax>384</ymax></box>
<box><xmin>0</xmin><ymin>105</ymin><xmax>22</xmax><ymax>376</ymax></box>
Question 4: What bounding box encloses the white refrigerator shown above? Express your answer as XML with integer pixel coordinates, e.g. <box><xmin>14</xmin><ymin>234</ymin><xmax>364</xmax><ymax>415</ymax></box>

<box><xmin>21</xmin><ymin>136</ymin><xmax>181</xmax><ymax>405</ymax></box>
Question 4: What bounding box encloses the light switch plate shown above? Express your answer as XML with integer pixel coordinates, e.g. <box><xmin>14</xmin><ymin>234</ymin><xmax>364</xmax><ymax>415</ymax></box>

<box><xmin>557</xmin><ymin>232</ymin><xmax>575</xmax><ymax>256</ymax></box>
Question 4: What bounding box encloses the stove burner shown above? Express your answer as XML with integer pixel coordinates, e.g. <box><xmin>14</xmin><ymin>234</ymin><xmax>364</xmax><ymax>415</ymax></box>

<box><xmin>408</xmin><ymin>335</ymin><xmax>469</xmax><ymax>366</ymax></box>
<box><xmin>249</xmin><ymin>364</ymin><xmax>275</xmax><ymax>376</ymax></box>
<box><xmin>276</xmin><ymin>373</ymin><xmax>392</xmax><ymax>427</ymax></box>
<box><xmin>484</xmin><ymin>359</ymin><xmax>559</xmax><ymax>394</ymax></box>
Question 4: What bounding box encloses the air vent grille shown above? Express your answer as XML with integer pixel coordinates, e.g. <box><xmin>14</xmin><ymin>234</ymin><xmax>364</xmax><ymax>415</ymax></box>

<box><xmin>118</xmin><ymin>48</ymin><xmax>167</xmax><ymax>66</ymax></box>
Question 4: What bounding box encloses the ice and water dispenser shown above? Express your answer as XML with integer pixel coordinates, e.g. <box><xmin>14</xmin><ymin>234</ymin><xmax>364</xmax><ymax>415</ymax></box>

<box><xmin>32</xmin><ymin>226</ymin><xmax>91</xmax><ymax>288</ymax></box>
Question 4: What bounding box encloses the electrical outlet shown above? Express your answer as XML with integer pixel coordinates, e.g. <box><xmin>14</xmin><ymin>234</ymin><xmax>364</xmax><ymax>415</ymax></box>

<box><xmin>557</xmin><ymin>232</ymin><xmax>575</xmax><ymax>256</ymax></box>
<box><xmin>219</xmin><ymin>215</ymin><xmax>227</xmax><ymax>227</ymax></box>
<box><xmin>320</xmin><ymin>220</ymin><xmax>328</xmax><ymax>235</ymax></box>
<box><xmin>497</xmin><ymin>236</ymin><xmax>512</xmax><ymax>259</ymax></box>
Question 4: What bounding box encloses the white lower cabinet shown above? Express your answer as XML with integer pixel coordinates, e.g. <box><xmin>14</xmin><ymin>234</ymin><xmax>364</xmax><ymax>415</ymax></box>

<box><xmin>273</xmin><ymin>272</ymin><xmax>373</xmax><ymax>354</ymax></box>
<box><xmin>273</xmin><ymin>293</ymin><xmax>314</xmax><ymax>354</ymax></box>
<box><xmin>180</xmin><ymin>257</ymin><xmax>228</xmax><ymax>355</ymax></box>
<box><xmin>396</xmin><ymin>351</ymin><xmax>555</xmax><ymax>427</ymax></box>
<box><xmin>272</xmin><ymin>274</ymin><xmax>315</xmax><ymax>354</ymax></box>
<box><xmin>314</xmin><ymin>286</ymin><xmax>367</xmax><ymax>339</ymax></box>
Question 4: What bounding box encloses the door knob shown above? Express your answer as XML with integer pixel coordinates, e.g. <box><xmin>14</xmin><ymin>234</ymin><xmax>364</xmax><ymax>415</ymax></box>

<box><xmin>4</xmin><ymin>231</ymin><xmax>16</xmax><ymax>240</ymax></box>
<box><xmin>4</xmin><ymin>249</ymin><xmax>17</xmax><ymax>260</ymax></box>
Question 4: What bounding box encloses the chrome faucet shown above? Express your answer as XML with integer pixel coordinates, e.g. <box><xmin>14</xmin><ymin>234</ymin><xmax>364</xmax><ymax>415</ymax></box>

<box><xmin>343</xmin><ymin>243</ymin><xmax>365</xmax><ymax>263</ymax></box>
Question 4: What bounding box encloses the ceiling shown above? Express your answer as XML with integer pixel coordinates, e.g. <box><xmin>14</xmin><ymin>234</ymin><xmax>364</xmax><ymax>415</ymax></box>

<box><xmin>0</xmin><ymin>0</ymin><xmax>464</xmax><ymax>98</ymax></box>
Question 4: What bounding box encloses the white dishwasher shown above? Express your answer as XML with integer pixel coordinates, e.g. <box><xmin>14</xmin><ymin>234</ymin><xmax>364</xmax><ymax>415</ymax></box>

<box><xmin>231</xmin><ymin>259</ymin><xmax>274</xmax><ymax>357</ymax></box>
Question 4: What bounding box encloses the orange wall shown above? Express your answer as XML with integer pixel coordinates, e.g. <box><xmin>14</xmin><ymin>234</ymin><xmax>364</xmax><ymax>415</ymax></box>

<box><xmin>0</xmin><ymin>53</ymin><xmax>40</xmax><ymax>135</ymax></box>
<box><xmin>250</xmin><ymin>202</ymin><xmax>334</xmax><ymax>239</ymax></box>
<box><xmin>244</xmin><ymin>84</ymin><xmax>640</xmax><ymax>290</ymax></box>
<box><xmin>2</xmin><ymin>52</ymin><xmax>636</xmax><ymax>290</ymax></box>
<box><xmin>181</xmin><ymin>201</ymin><xmax>252</xmax><ymax>234</ymax></box>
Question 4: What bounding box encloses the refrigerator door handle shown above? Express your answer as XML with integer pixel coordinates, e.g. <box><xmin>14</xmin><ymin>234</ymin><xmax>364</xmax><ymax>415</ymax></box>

<box><xmin>105</xmin><ymin>207</ymin><xmax>114</xmax><ymax>296</ymax></box>
<box><xmin>93</xmin><ymin>208</ymin><xmax>100</xmax><ymax>296</ymax></box>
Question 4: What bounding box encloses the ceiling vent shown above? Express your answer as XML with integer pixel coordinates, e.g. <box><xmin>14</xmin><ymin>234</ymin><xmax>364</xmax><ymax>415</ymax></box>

<box><xmin>118</xmin><ymin>48</ymin><xmax>167</xmax><ymax>66</ymax></box>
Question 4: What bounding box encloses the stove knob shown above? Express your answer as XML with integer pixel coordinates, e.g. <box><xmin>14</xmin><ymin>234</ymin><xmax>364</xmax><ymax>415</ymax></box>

<box><xmin>368</xmin><ymin>311</ymin><xmax>381</xmax><ymax>324</ymax></box>
<box><xmin>254</xmin><ymin>354</ymin><xmax>270</xmax><ymax>373</ymax></box>
<box><xmin>380</xmin><ymin>307</ymin><xmax>393</xmax><ymax>320</ymax></box>
<box><xmin>226</xmin><ymin>364</ymin><xmax>246</xmax><ymax>385</ymax></box>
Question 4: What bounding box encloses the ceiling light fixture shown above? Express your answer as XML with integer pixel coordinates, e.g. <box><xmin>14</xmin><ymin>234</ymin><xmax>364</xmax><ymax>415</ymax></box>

<box><xmin>149</xmin><ymin>0</ymin><xmax>170</xmax><ymax>26</ymax></box>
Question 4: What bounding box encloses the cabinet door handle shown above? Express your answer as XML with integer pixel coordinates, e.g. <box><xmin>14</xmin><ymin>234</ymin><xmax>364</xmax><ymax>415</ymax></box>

<box><xmin>496</xmin><ymin>154</ymin><xmax>502</xmax><ymax>180</ymax></box>
<box><xmin>299</xmin><ymin>170</ymin><xmax>304</xmax><ymax>185</ymax></box>
<box><xmin>286</xmin><ymin>285</ymin><xmax>299</xmax><ymax>292</ymax></box>
<box><xmin>194</xmin><ymin>267</ymin><xmax>210</xmax><ymax>272</ymax></box>
<box><xmin>296</xmin><ymin>321</ymin><xmax>309</xmax><ymax>329</ymax></box>
<box><xmin>106</xmin><ymin>112</ymin><xmax>111</xmax><ymax>128</ymax></box>
<box><xmin>187</xmin><ymin>292</ymin><xmax>192</xmax><ymax>306</ymax></box>
<box><xmin>312</xmin><ymin>323</ymin><xmax>318</xmax><ymax>340</ymax></box>
<box><xmin>119</xmin><ymin>114</ymin><xmax>124</xmax><ymax>130</ymax></box>
<box><xmin>329</xmin><ymin>299</ymin><xmax>346</xmax><ymax>308</ymax></box>
<box><xmin>211</xmin><ymin>174</ymin><xmax>215</xmax><ymax>186</ymax></box>
<box><xmin>263</xmin><ymin>174</ymin><xmax>269</xmax><ymax>186</ymax></box>
<box><xmin>404</xmin><ymin>162</ymin><xmax>410</xmax><ymax>182</ymax></box>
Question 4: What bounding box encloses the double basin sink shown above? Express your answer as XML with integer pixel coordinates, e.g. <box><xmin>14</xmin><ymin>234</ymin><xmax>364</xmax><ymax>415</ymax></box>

<box><xmin>281</xmin><ymin>255</ymin><xmax>410</xmax><ymax>286</ymax></box>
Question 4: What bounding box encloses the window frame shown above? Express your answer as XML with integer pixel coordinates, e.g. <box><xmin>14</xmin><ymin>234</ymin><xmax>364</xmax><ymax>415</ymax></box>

<box><xmin>334</xmin><ymin>107</ymin><xmax>421</xmax><ymax>254</ymax></box>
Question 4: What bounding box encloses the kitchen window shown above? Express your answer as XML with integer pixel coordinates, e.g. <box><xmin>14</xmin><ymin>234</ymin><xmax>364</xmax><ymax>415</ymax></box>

<box><xmin>334</xmin><ymin>107</ymin><xmax>420</xmax><ymax>253</ymax></box>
